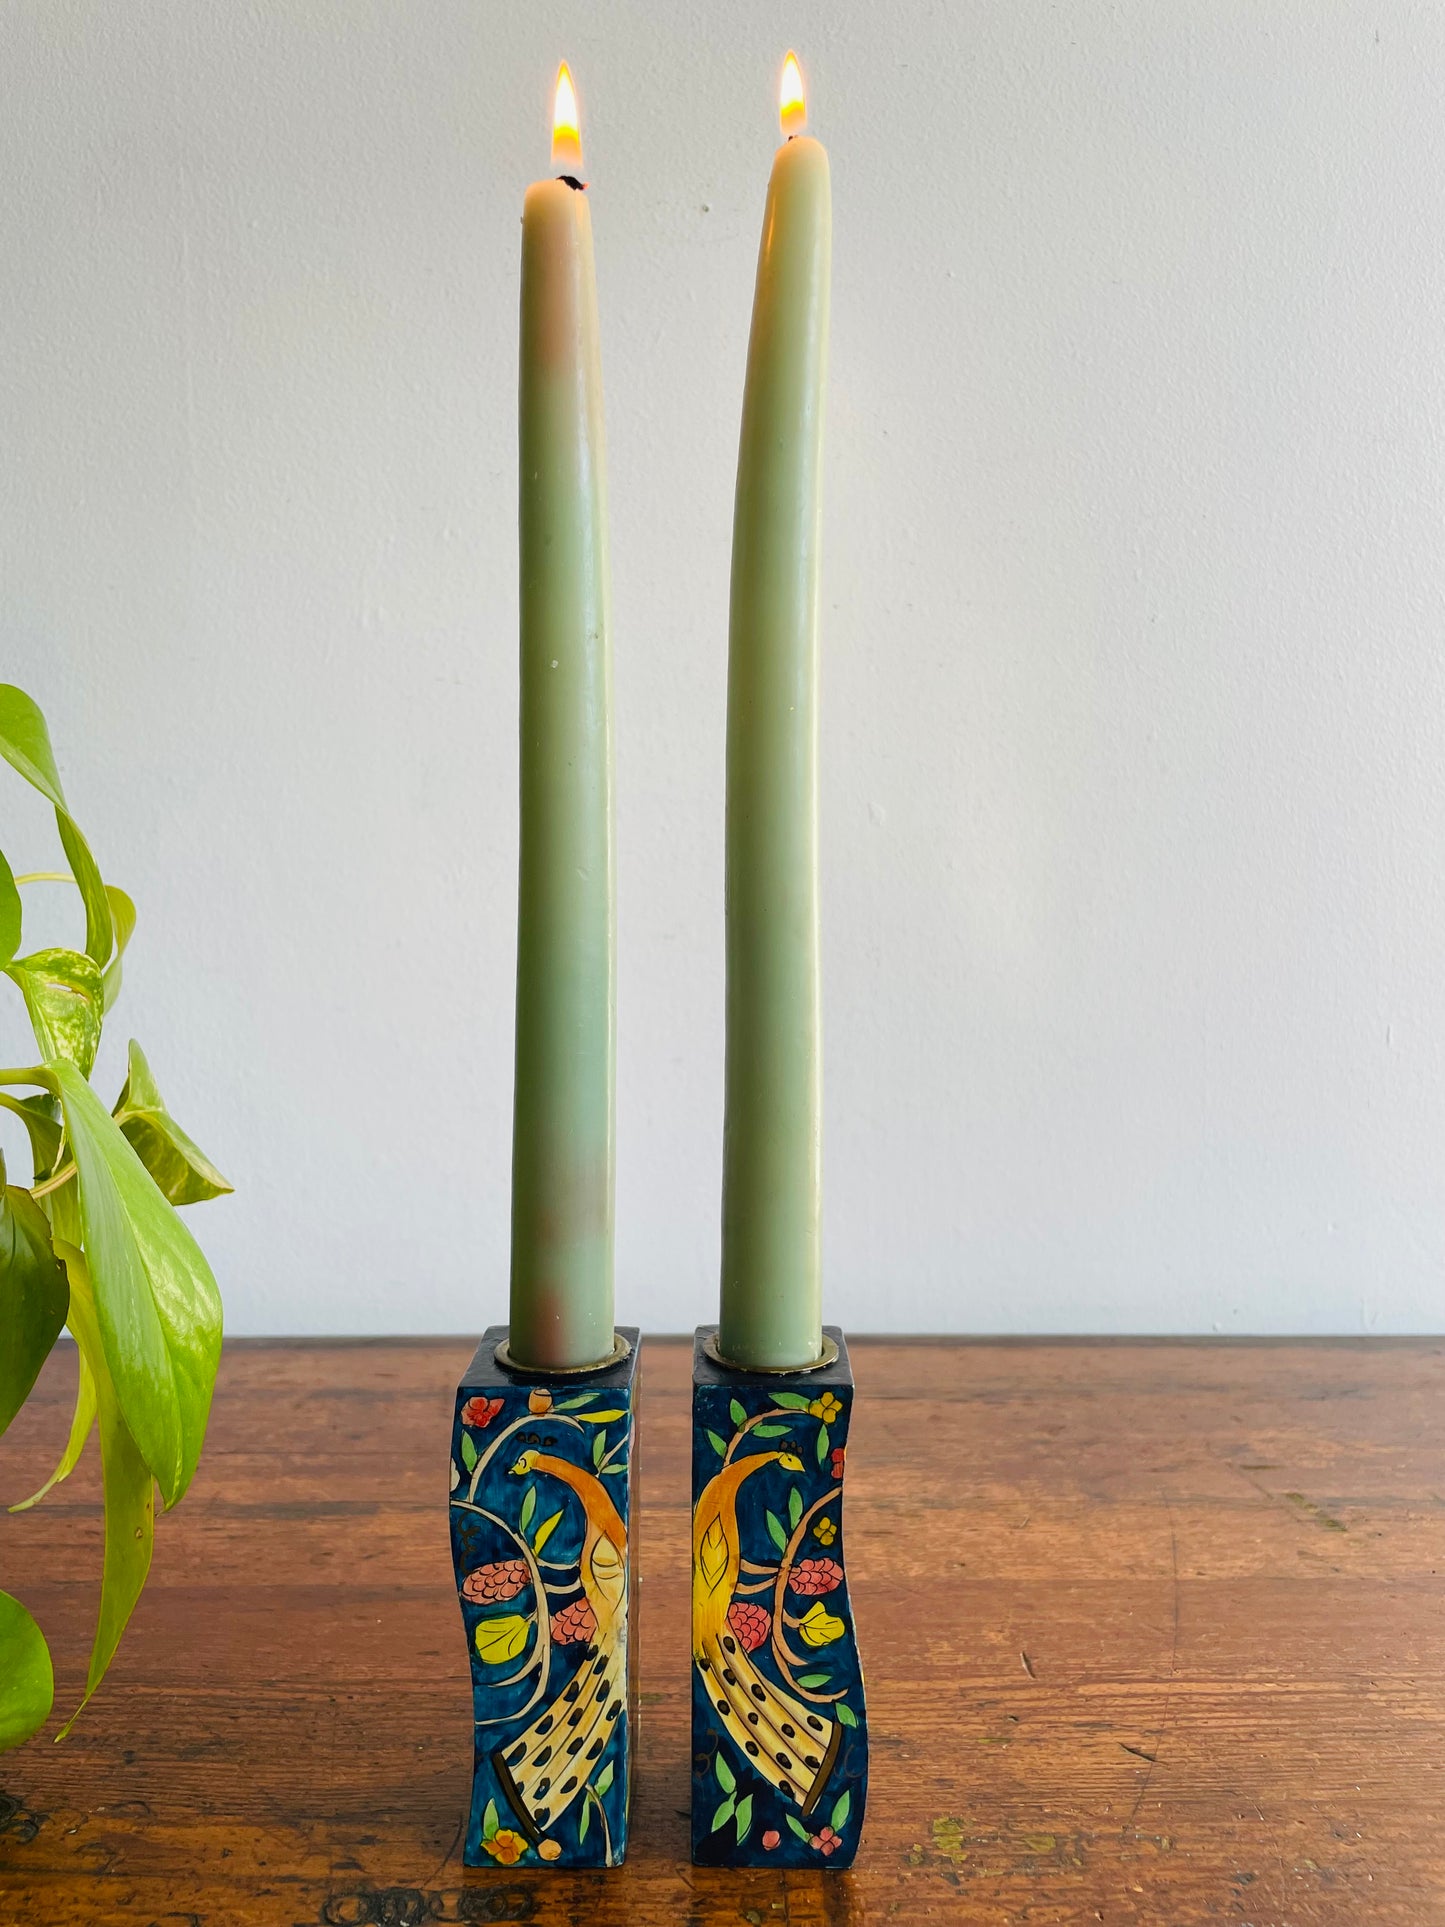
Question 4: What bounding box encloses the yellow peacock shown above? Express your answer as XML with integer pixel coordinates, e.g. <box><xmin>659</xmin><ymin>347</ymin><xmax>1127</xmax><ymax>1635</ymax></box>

<box><xmin>693</xmin><ymin>1449</ymin><xmax>841</xmax><ymax>1814</ymax></box>
<box><xmin>492</xmin><ymin>1448</ymin><xmax>628</xmax><ymax>1842</ymax></box>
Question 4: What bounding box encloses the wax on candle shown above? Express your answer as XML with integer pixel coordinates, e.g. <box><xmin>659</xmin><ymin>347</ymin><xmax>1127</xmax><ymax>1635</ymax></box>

<box><xmin>719</xmin><ymin>55</ymin><xmax>832</xmax><ymax>1371</ymax></box>
<box><xmin>508</xmin><ymin>66</ymin><xmax>616</xmax><ymax>1371</ymax></box>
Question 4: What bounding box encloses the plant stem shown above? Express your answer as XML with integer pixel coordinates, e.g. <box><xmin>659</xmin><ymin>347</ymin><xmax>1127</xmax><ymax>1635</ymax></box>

<box><xmin>13</xmin><ymin>872</ymin><xmax>75</xmax><ymax>887</ymax></box>
<box><xmin>30</xmin><ymin>1161</ymin><xmax>76</xmax><ymax>1198</ymax></box>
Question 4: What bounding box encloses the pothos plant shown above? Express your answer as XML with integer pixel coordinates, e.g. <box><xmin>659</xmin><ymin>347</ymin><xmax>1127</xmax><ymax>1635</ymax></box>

<box><xmin>0</xmin><ymin>684</ymin><xmax>228</xmax><ymax>1752</ymax></box>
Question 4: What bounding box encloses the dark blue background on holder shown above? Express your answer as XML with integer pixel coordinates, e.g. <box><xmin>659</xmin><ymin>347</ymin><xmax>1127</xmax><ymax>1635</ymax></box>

<box><xmin>449</xmin><ymin>1327</ymin><xmax>638</xmax><ymax>1870</ymax></box>
<box><xmin>692</xmin><ymin>1328</ymin><xmax>869</xmax><ymax>1868</ymax></box>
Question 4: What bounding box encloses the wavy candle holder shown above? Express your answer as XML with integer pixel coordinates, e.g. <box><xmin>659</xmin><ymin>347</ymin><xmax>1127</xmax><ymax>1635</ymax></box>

<box><xmin>691</xmin><ymin>1326</ymin><xmax>868</xmax><ymax>1868</ymax></box>
<box><xmin>448</xmin><ymin>1326</ymin><xmax>640</xmax><ymax>1869</ymax></box>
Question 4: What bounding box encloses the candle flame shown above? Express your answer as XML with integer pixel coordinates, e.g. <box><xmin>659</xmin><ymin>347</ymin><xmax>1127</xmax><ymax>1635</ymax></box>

<box><xmin>552</xmin><ymin>61</ymin><xmax>583</xmax><ymax>172</ymax></box>
<box><xmin>779</xmin><ymin>51</ymin><xmax>807</xmax><ymax>138</ymax></box>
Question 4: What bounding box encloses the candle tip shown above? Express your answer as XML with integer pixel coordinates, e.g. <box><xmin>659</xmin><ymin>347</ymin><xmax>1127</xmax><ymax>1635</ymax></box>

<box><xmin>552</xmin><ymin>61</ymin><xmax>583</xmax><ymax>173</ymax></box>
<box><xmin>779</xmin><ymin>50</ymin><xmax>807</xmax><ymax>138</ymax></box>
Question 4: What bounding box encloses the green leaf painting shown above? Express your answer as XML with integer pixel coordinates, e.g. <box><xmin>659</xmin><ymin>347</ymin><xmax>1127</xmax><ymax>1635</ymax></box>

<box><xmin>773</xmin><ymin>1392</ymin><xmax>812</xmax><ymax>1411</ymax></box>
<box><xmin>766</xmin><ymin>1509</ymin><xmax>788</xmax><ymax>1554</ymax></box>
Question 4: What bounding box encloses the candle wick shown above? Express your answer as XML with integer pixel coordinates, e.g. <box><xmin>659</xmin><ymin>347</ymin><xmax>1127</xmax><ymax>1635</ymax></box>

<box><xmin>557</xmin><ymin>173</ymin><xmax>588</xmax><ymax>191</ymax></box>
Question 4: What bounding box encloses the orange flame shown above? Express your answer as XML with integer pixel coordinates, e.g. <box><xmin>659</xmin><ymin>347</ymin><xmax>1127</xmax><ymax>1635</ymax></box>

<box><xmin>779</xmin><ymin>51</ymin><xmax>806</xmax><ymax>138</ymax></box>
<box><xmin>552</xmin><ymin>61</ymin><xmax>582</xmax><ymax>172</ymax></box>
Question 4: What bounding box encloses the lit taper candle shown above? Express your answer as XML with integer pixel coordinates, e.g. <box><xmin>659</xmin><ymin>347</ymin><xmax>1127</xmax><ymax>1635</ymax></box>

<box><xmin>509</xmin><ymin>63</ymin><xmax>616</xmax><ymax>1370</ymax></box>
<box><xmin>719</xmin><ymin>54</ymin><xmax>831</xmax><ymax>1370</ymax></box>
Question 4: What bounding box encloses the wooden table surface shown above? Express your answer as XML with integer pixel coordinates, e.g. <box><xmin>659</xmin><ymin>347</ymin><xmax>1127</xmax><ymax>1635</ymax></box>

<box><xmin>2</xmin><ymin>1336</ymin><xmax>1442</xmax><ymax>1925</ymax></box>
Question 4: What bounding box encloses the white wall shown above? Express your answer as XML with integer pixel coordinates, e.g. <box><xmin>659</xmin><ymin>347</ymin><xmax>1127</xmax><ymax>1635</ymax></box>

<box><xmin>3</xmin><ymin>1</ymin><xmax>1443</xmax><ymax>1336</ymax></box>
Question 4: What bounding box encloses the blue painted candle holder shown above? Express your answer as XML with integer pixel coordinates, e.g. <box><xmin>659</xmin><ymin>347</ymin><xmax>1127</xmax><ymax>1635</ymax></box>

<box><xmin>449</xmin><ymin>1326</ymin><xmax>639</xmax><ymax>1869</ymax></box>
<box><xmin>691</xmin><ymin>1326</ymin><xmax>868</xmax><ymax>1869</ymax></box>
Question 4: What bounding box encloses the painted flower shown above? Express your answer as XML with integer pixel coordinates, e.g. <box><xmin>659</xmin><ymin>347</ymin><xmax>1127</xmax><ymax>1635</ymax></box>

<box><xmin>830</xmin><ymin>1446</ymin><xmax>846</xmax><ymax>1480</ymax></box>
<box><xmin>726</xmin><ymin>1599</ymin><xmax>771</xmax><ymax>1653</ymax></box>
<box><xmin>809</xmin><ymin>1824</ymin><xmax>842</xmax><ymax>1856</ymax></box>
<box><xmin>788</xmin><ymin>1558</ymin><xmax>844</xmax><ymax>1597</ymax></box>
<box><xmin>551</xmin><ymin>1596</ymin><xmax>599</xmax><ymax>1645</ymax></box>
<box><xmin>536</xmin><ymin>1837</ymin><xmax>562</xmax><ymax>1861</ymax></box>
<box><xmin>462</xmin><ymin>1558</ymin><xmax>528</xmax><ymax>1604</ymax></box>
<box><xmin>761</xmin><ymin>1829</ymin><xmax>781</xmax><ymax>1851</ymax></box>
<box><xmin>809</xmin><ymin>1392</ymin><xmax>842</xmax><ymax>1424</ymax></box>
<box><xmin>461</xmin><ymin>1395</ymin><xmax>505</xmax><ymax>1430</ymax></box>
<box><xmin>482</xmin><ymin>1827</ymin><xmax>528</xmax><ymax>1865</ymax></box>
<box><xmin>528</xmin><ymin>1388</ymin><xmax>553</xmax><ymax>1415</ymax></box>
<box><xmin>812</xmin><ymin>1516</ymin><xmax>837</xmax><ymax>1546</ymax></box>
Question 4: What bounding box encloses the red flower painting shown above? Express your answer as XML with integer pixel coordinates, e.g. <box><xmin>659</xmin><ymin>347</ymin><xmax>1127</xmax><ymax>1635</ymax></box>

<box><xmin>461</xmin><ymin>1559</ymin><xmax>528</xmax><ymax>1605</ymax></box>
<box><xmin>788</xmin><ymin>1558</ymin><xmax>844</xmax><ymax>1597</ymax></box>
<box><xmin>550</xmin><ymin>1597</ymin><xmax>599</xmax><ymax>1645</ymax></box>
<box><xmin>460</xmin><ymin>1395</ymin><xmax>505</xmax><ymax>1430</ymax></box>
<box><xmin>725</xmin><ymin>1599</ymin><xmax>771</xmax><ymax>1653</ymax></box>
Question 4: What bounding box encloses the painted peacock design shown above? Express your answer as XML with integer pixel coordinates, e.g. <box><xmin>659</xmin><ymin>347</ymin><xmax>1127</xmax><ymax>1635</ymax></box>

<box><xmin>693</xmin><ymin>1448</ymin><xmax>841</xmax><ymax>1814</ymax></box>
<box><xmin>492</xmin><ymin>1449</ymin><xmax>628</xmax><ymax>1843</ymax></box>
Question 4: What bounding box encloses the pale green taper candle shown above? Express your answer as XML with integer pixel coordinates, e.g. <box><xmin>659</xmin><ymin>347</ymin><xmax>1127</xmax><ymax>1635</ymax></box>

<box><xmin>509</xmin><ymin>78</ymin><xmax>615</xmax><ymax>1371</ymax></box>
<box><xmin>720</xmin><ymin>62</ymin><xmax>832</xmax><ymax>1371</ymax></box>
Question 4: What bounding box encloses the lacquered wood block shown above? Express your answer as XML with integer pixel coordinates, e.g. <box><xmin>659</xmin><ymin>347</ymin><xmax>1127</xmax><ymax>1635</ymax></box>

<box><xmin>691</xmin><ymin>1326</ymin><xmax>868</xmax><ymax>1868</ymax></box>
<box><xmin>449</xmin><ymin>1326</ymin><xmax>639</xmax><ymax>1869</ymax></box>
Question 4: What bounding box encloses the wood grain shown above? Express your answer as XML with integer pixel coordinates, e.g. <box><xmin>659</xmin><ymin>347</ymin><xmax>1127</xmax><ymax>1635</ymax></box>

<box><xmin>1</xmin><ymin>1336</ymin><xmax>1442</xmax><ymax>1924</ymax></box>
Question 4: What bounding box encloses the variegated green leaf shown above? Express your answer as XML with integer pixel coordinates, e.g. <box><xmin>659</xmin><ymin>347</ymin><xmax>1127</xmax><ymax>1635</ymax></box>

<box><xmin>6</xmin><ymin>948</ymin><xmax>104</xmax><ymax>1076</ymax></box>
<box><xmin>10</xmin><ymin>1344</ymin><xmax>95</xmax><ymax>1511</ymax></box>
<box><xmin>114</xmin><ymin>1041</ymin><xmax>232</xmax><ymax>1205</ymax></box>
<box><xmin>49</xmin><ymin>1060</ymin><xmax>222</xmax><ymax>1509</ymax></box>
<box><xmin>0</xmin><ymin>686</ymin><xmax>111</xmax><ymax>966</ymax></box>
<box><xmin>53</xmin><ymin>1243</ymin><xmax>154</xmax><ymax>1739</ymax></box>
